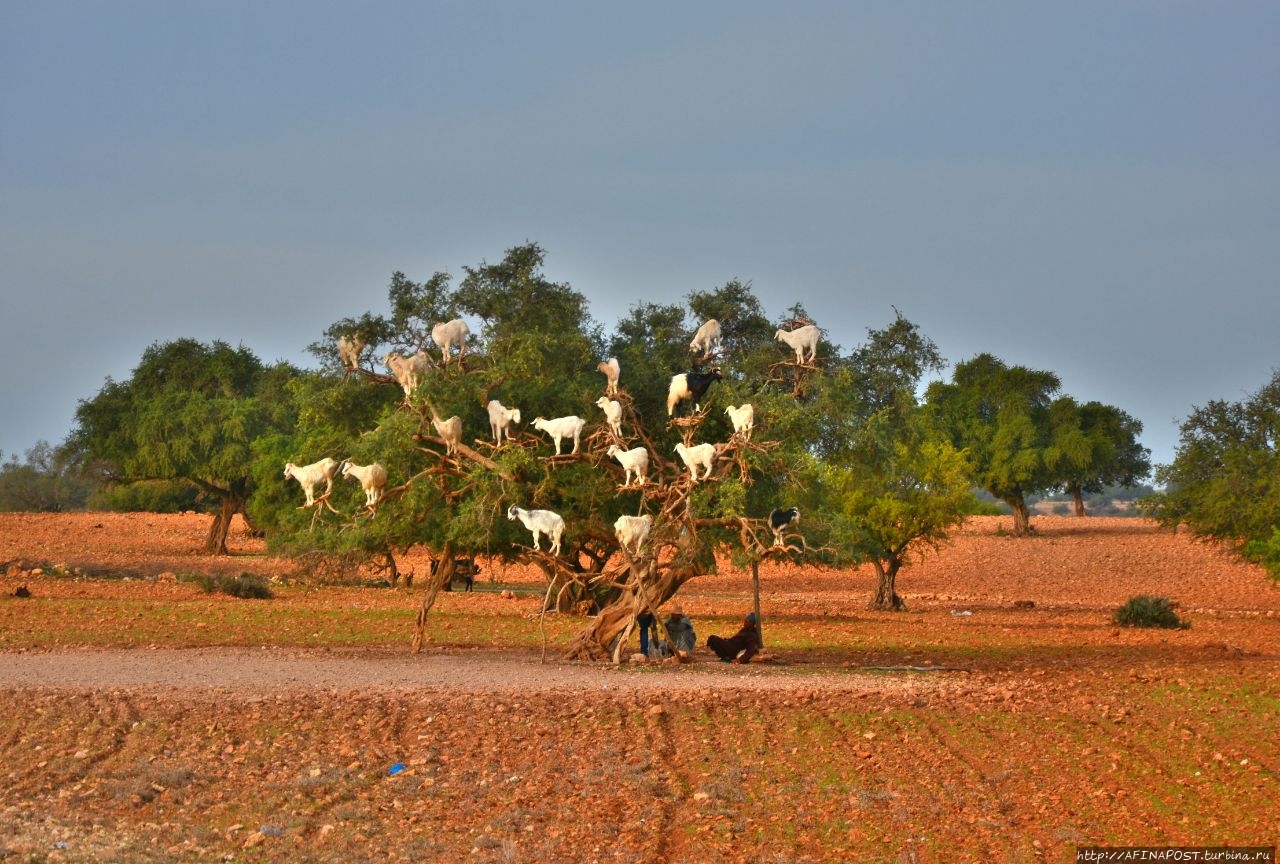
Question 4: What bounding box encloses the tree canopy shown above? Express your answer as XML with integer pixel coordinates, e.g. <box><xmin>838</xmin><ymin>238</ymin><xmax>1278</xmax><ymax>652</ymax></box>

<box><xmin>59</xmin><ymin>242</ymin><xmax>1163</xmax><ymax>655</ymax></box>
<box><xmin>1146</xmin><ymin>370</ymin><xmax>1280</xmax><ymax>580</ymax></box>
<box><xmin>70</xmin><ymin>339</ymin><xmax>300</xmax><ymax>553</ymax></box>
<box><xmin>262</xmin><ymin>245</ymin><xmax>996</xmax><ymax>654</ymax></box>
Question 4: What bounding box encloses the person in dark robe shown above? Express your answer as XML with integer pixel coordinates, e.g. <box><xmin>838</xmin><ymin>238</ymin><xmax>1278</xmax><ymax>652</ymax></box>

<box><xmin>706</xmin><ymin>612</ymin><xmax>760</xmax><ymax>664</ymax></box>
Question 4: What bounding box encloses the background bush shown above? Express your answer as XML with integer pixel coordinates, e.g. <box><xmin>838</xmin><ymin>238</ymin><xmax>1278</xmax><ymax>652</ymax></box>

<box><xmin>1114</xmin><ymin>595</ymin><xmax>1188</xmax><ymax>629</ymax></box>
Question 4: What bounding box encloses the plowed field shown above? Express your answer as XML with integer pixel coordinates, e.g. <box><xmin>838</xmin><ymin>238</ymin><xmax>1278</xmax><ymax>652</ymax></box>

<box><xmin>1</xmin><ymin>512</ymin><xmax>1277</xmax><ymax>863</ymax></box>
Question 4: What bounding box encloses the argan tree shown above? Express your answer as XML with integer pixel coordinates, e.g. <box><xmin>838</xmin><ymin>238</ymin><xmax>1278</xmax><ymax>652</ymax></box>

<box><xmin>926</xmin><ymin>353</ymin><xmax>1062</xmax><ymax>535</ymax></box>
<box><xmin>270</xmin><ymin>244</ymin><xmax>815</xmax><ymax>658</ymax></box>
<box><xmin>1146</xmin><ymin>370</ymin><xmax>1280</xmax><ymax>580</ymax></box>
<box><xmin>70</xmin><ymin>339</ymin><xmax>299</xmax><ymax>553</ymax></box>
<box><xmin>811</xmin><ymin>313</ymin><xmax>973</xmax><ymax>609</ymax></box>
<box><xmin>1046</xmin><ymin>397</ymin><xmax>1151</xmax><ymax>516</ymax></box>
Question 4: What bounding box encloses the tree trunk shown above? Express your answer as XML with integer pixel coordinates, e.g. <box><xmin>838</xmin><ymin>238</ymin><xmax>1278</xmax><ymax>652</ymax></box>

<box><xmin>1070</xmin><ymin>484</ymin><xmax>1087</xmax><ymax>517</ymax></box>
<box><xmin>563</xmin><ymin>561</ymin><xmax>690</xmax><ymax>661</ymax></box>
<box><xmin>869</xmin><ymin>558</ymin><xmax>905</xmax><ymax>610</ymax></box>
<box><xmin>751</xmin><ymin>560</ymin><xmax>764</xmax><ymax>649</ymax></box>
<box><xmin>545</xmin><ymin>572</ymin><xmax>594</xmax><ymax>613</ymax></box>
<box><xmin>412</xmin><ymin>544</ymin><xmax>454</xmax><ymax>653</ymax></box>
<box><xmin>203</xmin><ymin>494</ymin><xmax>242</xmax><ymax>555</ymax></box>
<box><xmin>1009</xmin><ymin>495</ymin><xmax>1033</xmax><ymax>536</ymax></box>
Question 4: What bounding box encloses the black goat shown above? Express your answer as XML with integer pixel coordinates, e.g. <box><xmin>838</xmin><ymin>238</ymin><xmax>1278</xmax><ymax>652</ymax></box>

<box><xmin>666</xmin><ymin>369</ymin><xmax>723</xmax><ymax>416</ymax></box>
<box><xmin>769</xmin><ymin>507</ymin><xmax>800</xmax><ymax>547</ymax></box>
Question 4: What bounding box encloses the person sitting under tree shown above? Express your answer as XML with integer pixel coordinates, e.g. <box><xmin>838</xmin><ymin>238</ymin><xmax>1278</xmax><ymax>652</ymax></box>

<box><xmin>707</xmin><ymin>612</ymin><xmax>761</xmax><ymax>664</ymax></box>
<box><xmin>661</xmin><ymin>605</ymin><xmax>697</xmax><ymax>662</ymax></box>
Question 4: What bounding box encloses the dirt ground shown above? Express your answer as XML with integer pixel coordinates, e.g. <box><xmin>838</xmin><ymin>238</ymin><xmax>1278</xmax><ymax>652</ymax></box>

<box><xmin>1</xmin><ymin>512</ymin><xmax>1277</xmax><ymax>863</ymax></box>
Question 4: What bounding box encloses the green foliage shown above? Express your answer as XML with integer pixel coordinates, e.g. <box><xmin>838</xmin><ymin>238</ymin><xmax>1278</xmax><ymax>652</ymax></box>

<box><xmin>1242</xmin><ymin>526</ymin><xmax>1280</xmax><ymax>578</ymax></box>
<box><xmin>1113</xmin><ymin>595</ymin><xmax>1188</xmax><ymax>629</ymax></box>
<box><xmin>1046</xmin><ymin>397</ymin><xmax>1151</xmax><ymax>510</ymax></box>
<box><xmin>90</xmin><ymin>479</ymin><xmax>201</xmax><ymax>513</ymax></box>
<box><xmin>182</xmin><ymin>571</ymin><xmax>274</xmax><ymax>599</ymax></box>
<box><xmin>0</xmin><ymin>441</ymin><xmax>92</xmax><ymax>512</ymax></box>
<box><xmin>70</xmin><ymin>338</ymin><xmax>302</xmax><ymax>552</ymax></box>
<box><xmin>1150</xmin><ymin>370</ymin><xmax>1280</xmax><ymax>581</ymax></box>
<box><xmin>927</xmin><ymin>353</ymin><xmax>1063</xmax><ymax>532</ymax></box>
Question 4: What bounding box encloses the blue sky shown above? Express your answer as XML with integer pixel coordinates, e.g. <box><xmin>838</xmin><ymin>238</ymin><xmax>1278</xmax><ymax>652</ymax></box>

<box><xmin>2</xmin><ymin>2</ymin><xmax>1278</xmax><ymax>471</ymax></box>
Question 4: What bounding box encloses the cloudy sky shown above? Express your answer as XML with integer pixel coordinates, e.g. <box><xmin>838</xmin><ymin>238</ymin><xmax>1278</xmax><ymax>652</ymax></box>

<box><xmin>2</xmin><ymin>2</ymin><xmax>1277</xmax><ymax>471</ymax></box>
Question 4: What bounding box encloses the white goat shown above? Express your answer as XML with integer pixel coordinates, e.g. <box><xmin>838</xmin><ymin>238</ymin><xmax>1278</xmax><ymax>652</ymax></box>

<box><xmin>384</xmin><ymin>350</ymin><xmax>432</xmax><ymax>398</ymax></box>
<box><xmin>532</xmin><ymin>415</ymin><xmax>585</xmax><ymax>455</ymax></box>
<box><xmin>507</xmin><ymin>505</ymin><xmax>565</xmax><ymax>556</ymax></box>
<box><xmin>433</xmin><ymin>415</ymin><xmax>463</xmax><ymax>455</ymax></box>
<box><xmin>283</xmin><ymin>457</ymin><xmax>339</xmax><ymax>507</ymax></box>
<box><xmin>597</xmin><ymin>357</ymin><xmax>620</xmax><ymax>396</ymax></box>
<box><xmin>673</xmin><ymin>442</ymin><xmax>718</xmax><ymax>482</ymax></box>
<box><xmin>775</xmin><ymin>324</ymin><xmax>820</xmax><ymax>364</ymax></box>
<box><xmin>431</xmin><ymin>318</ymin><xmax>470</xmax><ymax>365</ymax></box>
<box><xmin>725</xmin><ymin>403</ymin><xmax>755</xmax><ymax>440</ymax></box>
<box><xmin>337</xmin><ymin>334</ymin><xmax>364</xmax><ymax>369</ymax></box>
<box><xmin>614</xmin><ymin>514</ymin><xmax>652</xmax><ymax>556</ymax></box>
<box><xmin>606</xmin><ymin>444</ymin><xmax>649</xmax><ymax>486</ymax></box>
<box><xmin>689</xmin><ymin>318</ymin><xmax>722</xmax><ymax>356</ymax></box>
<box><xmin>486</xmin><ymin>400</ymin><xmax>522</xmax><ymax>445</ymax></box>
<box><xmin>340</xmin><ymin>460</ymin><xmax>388</xmax><ymax>508</ymax></box>
<box><xmin>595</xmin><ymin>396</ymin><xmax>623</xmax><ymax>438</ymax></box>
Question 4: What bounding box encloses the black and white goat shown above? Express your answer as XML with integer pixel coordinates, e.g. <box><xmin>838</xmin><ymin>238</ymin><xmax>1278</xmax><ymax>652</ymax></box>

<box><xmin>666</xmin><ymin>369</ymin><xmax>722</xmax><ymax>416</ymax></box>
<box><xmin>769</xmin><ymin>507</ymin><xmax>800</xmax><ymax>547</ymax></box>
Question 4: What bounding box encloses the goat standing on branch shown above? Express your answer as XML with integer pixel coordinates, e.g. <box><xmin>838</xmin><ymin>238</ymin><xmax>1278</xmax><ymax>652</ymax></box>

<box><xmin>431</xmin><ymin>318</ymin><xmax>470</xmax><ymax>365</ymax></box>
<box><xmin>337</xmin><ymin>334</ymin><xmax>364</xmax><ymax>370</ymax></box>
<box><xmin>667</xmin><ymin>369</ymin><xmax>722</xmax><ymax>416</ymax></box>
<box><xmin>769</xmin><ymin>506</ymin><xmax>801</xmax><ymax>547</ymax></box>
<box><xmin>595</xmin><ymin>396</ymin><xmax>623</xmax><ymax>438</ymax></box>
<box><xmin>674</xmin><ymin>442</ymin><xmax>718</xmax><ymax>482</ymax></box>
<box><xmin>597</xmin><ymin>357</ymin><xmax>620</xmax><ymax>395</ymax></box>
<box><xmin>486</xmin><ymin>400</ymin><xmax>521</xmax><ymax>446</ymax></box>
<box><xmin>507</xmin><ymin>506</ymin><xmax>565</xmax><ymax>556</ymax></box>
<box><xmin>725</xmin><ymin>403</ymin><xmax>755</xmax><ymax>440</ymax></box>
<box><xmin>432</xmin><ymin>415</ymin><xmax>463</xmax><ymax>456</ymax></box>
<box><xmin>607</xmin><ymin>444</ymin><xmax>649</xmax><ymax>486</ymax></box>
<box><xmin>533</xmin><ymin>415</ymin><xmax>585</xmax><ymax>455</ymax></box>
<box><xmin>614</xmin><ymin>514</ymin><xmax>652</xmax><ymax>556</ymax></box>
<box><xmin>689</xmin><ymin>318</ymin><xmax>722</xmax><ymax>357</ymax></box>
<box><xmin>340</xmin><ymin>460</ymin><xmax>388</xmax><ymax>509</ymax></box>
<box><xmin>283</xmin><ymin>457</ymin><xmax>339</xmax><ymax>508</ymax></box>
<box><xmin>384</xmin><ymin>350</ymin><xmax>432</xmax><ymax>399</ymax></box>
<box><xmin>775</xmin><ymin>324</ymin><xmax>820</xmax><ymax>365</ymax></box>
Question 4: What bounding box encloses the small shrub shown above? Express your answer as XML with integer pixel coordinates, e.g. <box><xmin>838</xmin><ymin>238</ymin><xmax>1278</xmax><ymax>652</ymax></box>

<box><xmin>183</xmin><ymin>571</ymin><xmax>273</xmax><ymax>599</ymax></box>
<box><xmin>1113</xmin><ymin>595</ymin><xmax>1188</xmax><ymax>629</ymax></box>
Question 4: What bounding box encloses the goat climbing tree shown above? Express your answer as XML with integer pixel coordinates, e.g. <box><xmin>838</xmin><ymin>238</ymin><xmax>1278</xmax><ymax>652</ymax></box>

<box><xmin>267</xmin><ymin>243</ymin><xmax>979</xmax><ymax>657</ymax></box>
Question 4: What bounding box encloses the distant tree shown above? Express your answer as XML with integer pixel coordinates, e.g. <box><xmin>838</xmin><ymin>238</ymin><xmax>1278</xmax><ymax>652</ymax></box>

<box><xmin>926</xmin><ymin>354</ymin><xmax>1062</xmax><ymax>535</ymax></box>
<box><xmin>1046</xmin><ymin>398</ymin><xmax>1151</xmax><ymax>516</ymax></box>
<box><xmin>0</xmin><ymin>441</ymin><xmax>92</xmax><ymax>512</ymax></box>
<box><xmin>1146</xmin><ymin>370</ymin><xmax>1280</xmax><ymax>581</ymax></box>
<box><xmin>70</xmin><ymin>339</ymin><xmax>300</xmax><ymax>554</ymax></box>
<box><xmin>814</xmin><ymin>313</ymin><xmax>972</xmax><ymax>609</ymax></box>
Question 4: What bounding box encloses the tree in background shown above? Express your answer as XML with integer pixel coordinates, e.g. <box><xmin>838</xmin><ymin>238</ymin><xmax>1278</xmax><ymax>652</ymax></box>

<box><xmin>926</xmin><ymin>354</ymin><xmax>1062</xmax><ymax>535</ymax></box>
<box><xmin>0</xmin><ymin>442</ymin><xmax>92</xmax><ymax>512</ymax></box>
<box><xmin>812</xmin><ymin>313</ymin><xmax>973</xmax><ymax>609</ymax></box>
<box><xmin>70</xmin><ymin>339</ymin><xmax>300</xmax><ymax>554</ymax></box>
<box><xmin>1146</xmin><ymin>370</ymin><xmax>1280</xmax><ymax>581</ymax></box>
<box><xmin>1046</xmin><ymin>397</ymin><xmax>1151</xmax><ymax>516</ymax></box>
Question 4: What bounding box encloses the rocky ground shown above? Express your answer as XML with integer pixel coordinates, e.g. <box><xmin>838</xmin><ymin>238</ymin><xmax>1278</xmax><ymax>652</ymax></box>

<box><xmin>1</xmin><ymin>512</ymin><xmax>1277</xmax><ymax>863</ymax></box>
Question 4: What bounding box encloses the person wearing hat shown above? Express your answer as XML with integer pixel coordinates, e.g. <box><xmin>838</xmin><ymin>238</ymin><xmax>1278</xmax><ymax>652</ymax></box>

<box><xmin>662</xmin><ymin>604</ymin><xmax>697</xmax><ymax>661</ymax></box>
<box><xmin>706</xmin><ymin>611</ymin><xmax>761</xmax><ymax>664</ymax></box>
